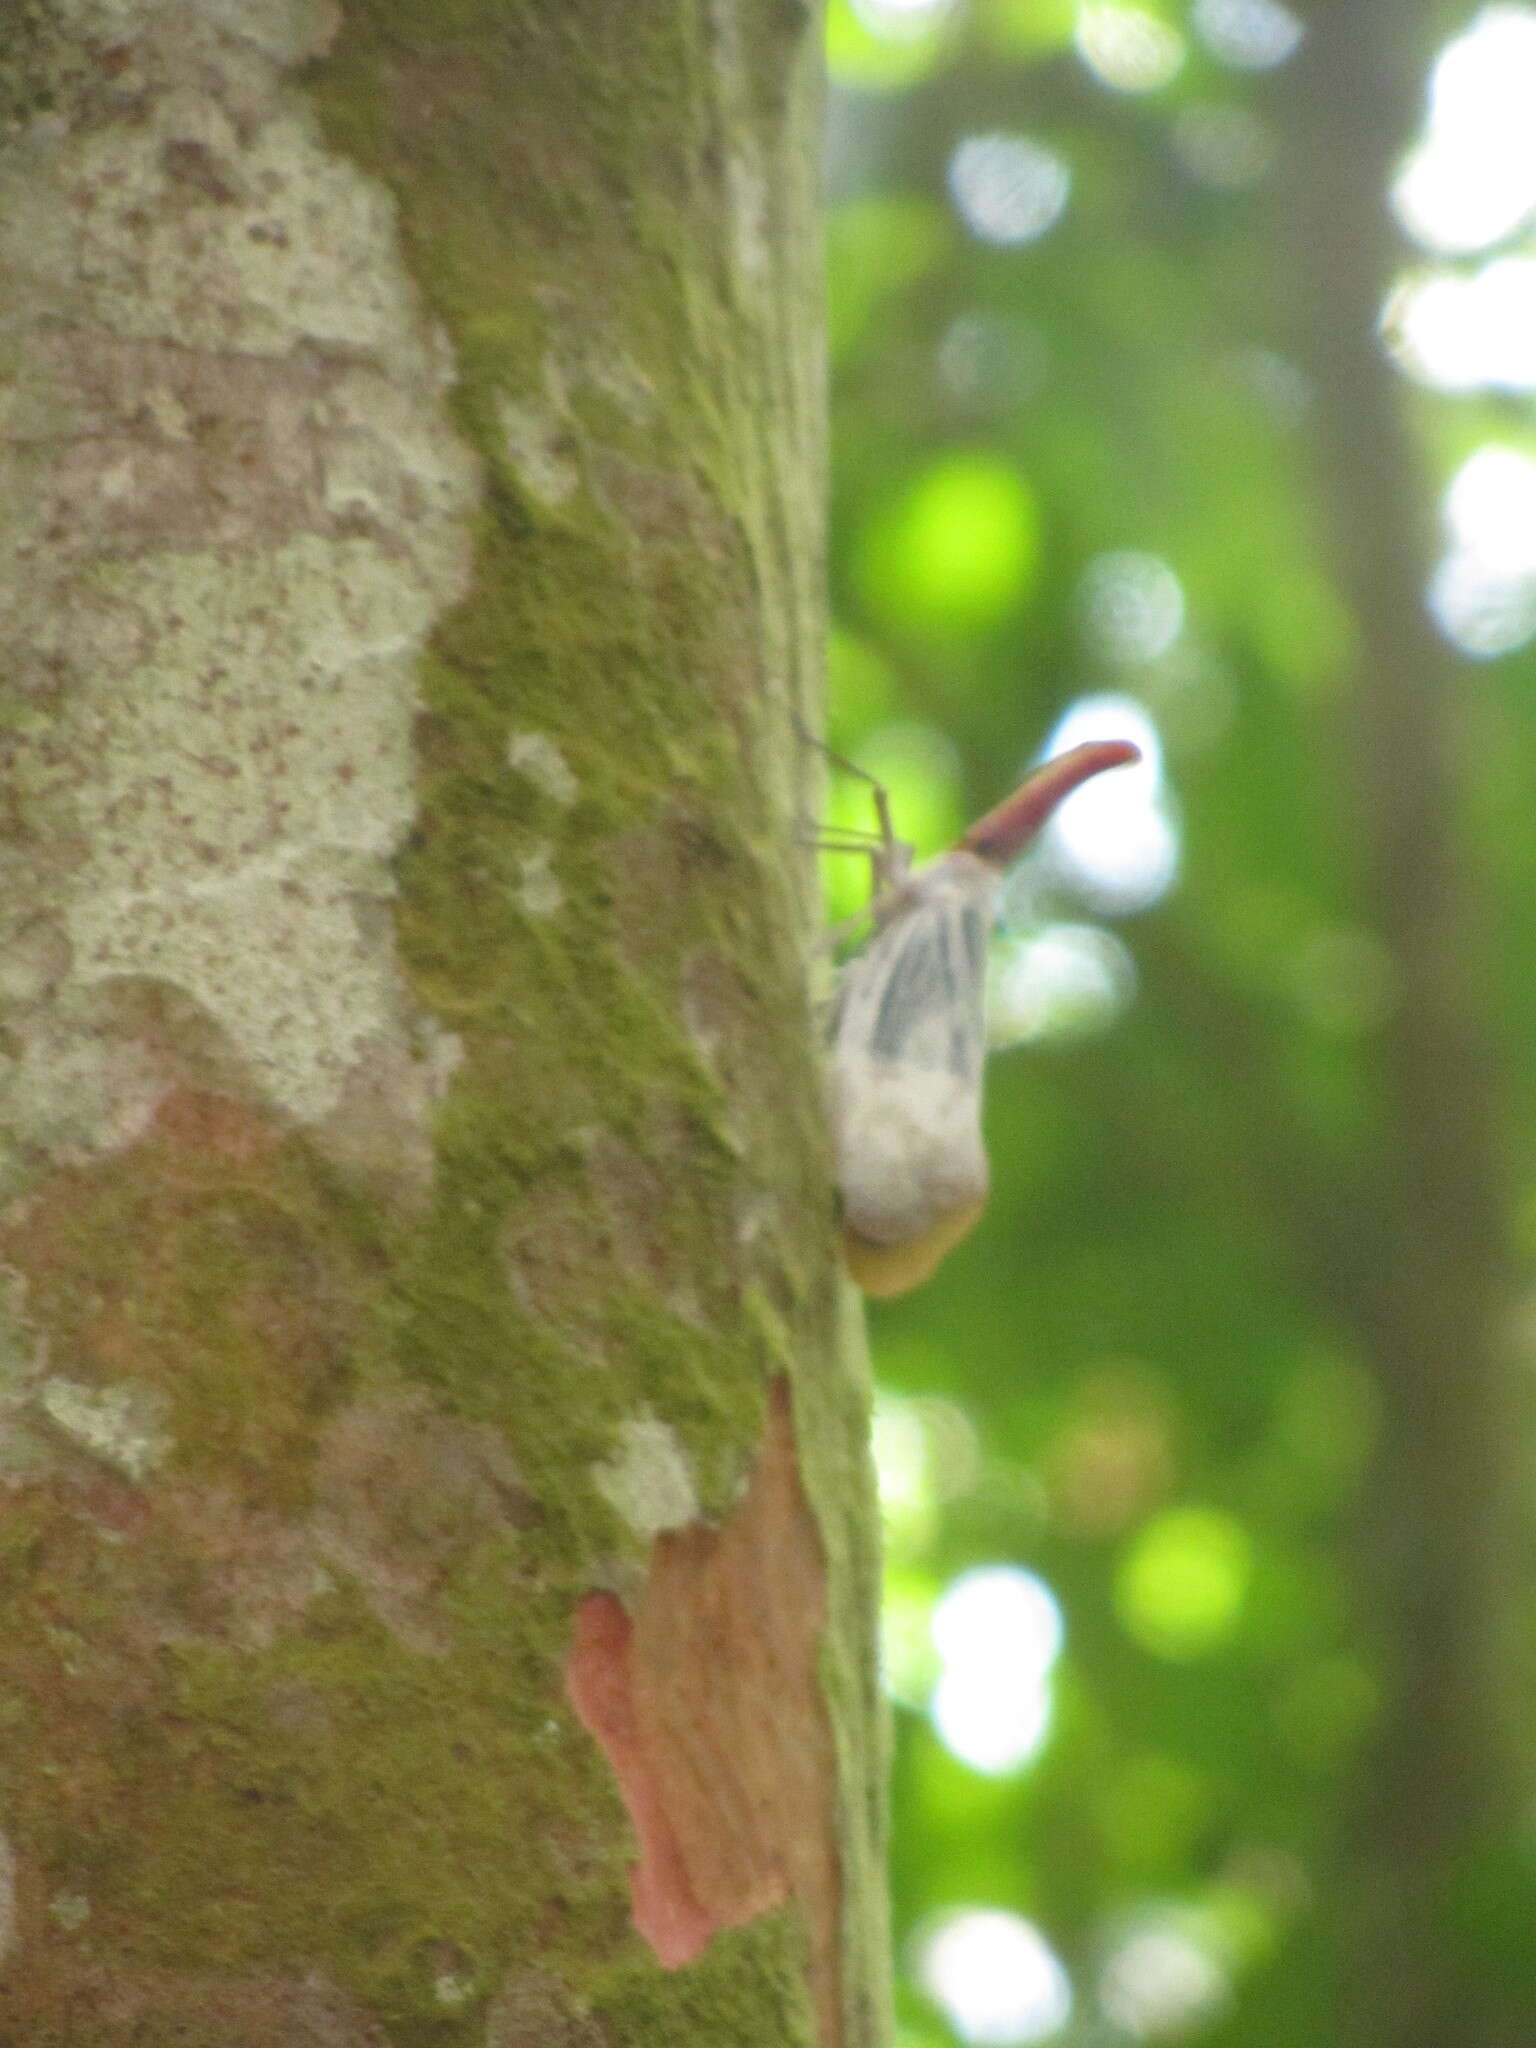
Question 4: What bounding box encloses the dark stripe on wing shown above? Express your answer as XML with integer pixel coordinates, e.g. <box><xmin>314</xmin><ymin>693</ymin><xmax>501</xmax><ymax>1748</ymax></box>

<box><xmin>868</xmin><ymin>901</ymin><xmax>988</xmax><ymax>1077</ymax></box>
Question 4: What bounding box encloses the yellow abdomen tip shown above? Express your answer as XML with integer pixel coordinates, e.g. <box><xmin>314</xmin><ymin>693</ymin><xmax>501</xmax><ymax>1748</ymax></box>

<box><xmin>841</xmin><ymin>1200</ymin><xmax>987</xmax><ymax>1298</ymax></box>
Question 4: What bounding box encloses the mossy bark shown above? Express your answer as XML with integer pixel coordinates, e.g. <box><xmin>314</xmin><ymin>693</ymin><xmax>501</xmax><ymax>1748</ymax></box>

<box><xmin>0</xmin><ymin>3</ymin><xmax>889</xmax><ymax>2044</ymax></box>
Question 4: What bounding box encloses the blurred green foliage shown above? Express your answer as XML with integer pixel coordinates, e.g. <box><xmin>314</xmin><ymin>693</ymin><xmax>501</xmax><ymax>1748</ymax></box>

<box><xmin>826</xmin><ymin>4</ymin><xmax>1536</xmax><ymax>2044</ymax></box>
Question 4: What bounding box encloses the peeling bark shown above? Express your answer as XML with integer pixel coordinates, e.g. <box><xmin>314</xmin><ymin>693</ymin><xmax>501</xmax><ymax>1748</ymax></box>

<box><xmin>568</xmin><ymin>1382</ymin><xmax>843</xmax><ymax>2043</ymax></box>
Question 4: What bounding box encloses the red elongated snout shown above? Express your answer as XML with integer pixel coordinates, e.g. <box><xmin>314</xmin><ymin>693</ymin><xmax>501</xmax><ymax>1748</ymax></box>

<box><xmin>958</xmin><ymin>738</ymin><xmax>1142</xmax><ymax>869</ymax></box>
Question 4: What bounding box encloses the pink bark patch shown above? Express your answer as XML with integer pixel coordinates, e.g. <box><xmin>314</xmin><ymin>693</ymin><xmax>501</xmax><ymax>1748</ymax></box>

<box><xmin>567</xmin><ymin>1593</ymin><xmax>723</xmax><ymax>1967</ymax></box>
<box><xmin>564</xmin><ymin>1381</ymin><xmax>843</xmax><ymax>2043</ymax></box>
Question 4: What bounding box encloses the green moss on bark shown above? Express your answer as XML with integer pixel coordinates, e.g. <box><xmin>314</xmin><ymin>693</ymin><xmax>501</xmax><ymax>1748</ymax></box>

<box><xmin>306</xmin><ymin>0</ymin><xmax>838</xmax><ymax>1517</ymax></box>
<box><xmin>301</xmin><ymin>4</ymin><xmax>886</xmax><ymax>2038</ymax></box>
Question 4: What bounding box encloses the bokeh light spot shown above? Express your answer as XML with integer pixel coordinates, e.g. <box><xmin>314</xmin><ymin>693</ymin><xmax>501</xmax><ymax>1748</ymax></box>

<box><xmin>1429</xmin><ymin>443</ymin><xmax>1536</xmax><ymax>656</ymax></box>
<box><xmin>826</xmin><ymin>0</ymin><xmax>958</xmax><ymax>85</ymax></box>
<box><xmin>1392</xmin><ymin>5</ymin><xmax>1536</xmax><ymax>255</ymax></box>
<box><xmin>919</xmin><ymin>1395</ymin><xmax>984</xmax><ymax>1499</ymax></box>
<box><xmin>881</xmin><ymin>1566</ymin><xmax>942</xmax><ymax>1707</ymax></box>
<box><xmin>1098</xmin><ymin>1914</ymin><xmax>1233</xmax><ymax>2039</ymax></box>
<box><xmin>818</xmin><ymin>720</ymin><xmax>964</xmax><ymax>923</ymax></box>
<box><xmin>1445</xmin><ymin>442</ymin><xmax>1536</xmax><ymax>573</ymax></box>
<box><xmin>856</xmin><ymin>451</ymin><xmax>1040</xmax><ymax>635</ymax></box>
<box><xmin>948</xmin><ymin>133</ymin><xmax>1072</xmax><ymax>246</ymax></box>
<box><xmin>1241</xmin><ymin>346</ymin><xmax>1312</xmax><ymax>424</ymax></box>
<box><xmin>979</xmin><ymin>0</ymin><xmax>1078</xmax><ymax>56</ymax></box>
<box><xmin>932</xmin><ymin>1564</ymin><xmax>1066</xmax><ymax>1668</ymax></box>
<box><xmin>1076</xmin><ymin>4</ymin><xmax>1185</xmax><ymax>92</ymax></box>
<box><xmin>1172</xmin><ymin>102</ymin><xmax>1274</xmax><ymax>188</ymax></box>
<box><xmin>987</xmin><ymin>922</ymin><xmax>1137</xmax><ymax>1046</ymax></box>
<box><xmin>853</xmin><ymin>0</ymin><xmax>957</xmax><ymax>35</ymax></box>
<box><xmin>1079</xmin><ymin>551</ymin><xmax>1186</xmax><ymax>663</ymax></box>
<box><xmin>1388</xmin><ymin>258</ymin><xmax>1536</xmax><ymax>392</ymax></box>
<box><xmin>1190</xmin><ymin>0</ymin><xmax>1304</xmax><ymax>70</ymax></box>
<box><xmin>1032</xmin><ymin>696</ymin><xmax>1179</xmax><ymax>916</ymax></box>
<box><xmin>1428</xmin><ymin>551</ymin><xmax>1536</xmax><ymax>657</ymax></box>
<box><xmin>932</xmin><ymin>1665</ymin><xmax>1054</xmax><ymax>1775</ymax></box>
<box><xmin>1116</xmin><ymin>1507</ymin><xmax>1252</xmax><ymax>1659</ymax></box>
<box><xmin>853</xmin><ymin>721</ymin><xmax>965</xmax><ymax>849</ymax></box>
<box><xmin>872</xmin><ymin>1392</ymin><xmax>935</xmax><ymax>1539</ymax></box>
<box><xmin>1047</xmin><ymin>1364</ymin><xmax>1176</xmax><ymax>1538</ymax></box>
<box><xmin>872</xmin><ymin>1392</ymin><xmax>982</xmax><ymax>1543</ymax></box>
<box><xmin>930</xmin><ymin>1566</ymin><xmax>1066</xmax><ymax>1774</ymax></box>
<box><xmin>918</xmin><ymin>1909</ymin><xmax>1074</xmax><ymax>2043</ymax></box>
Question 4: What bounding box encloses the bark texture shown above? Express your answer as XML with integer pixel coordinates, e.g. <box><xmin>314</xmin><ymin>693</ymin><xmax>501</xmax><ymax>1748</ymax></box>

<box><xmin>0</xmin><ymin>3</ymin><xmax>888</xmax><ymax>2044</ymax></box>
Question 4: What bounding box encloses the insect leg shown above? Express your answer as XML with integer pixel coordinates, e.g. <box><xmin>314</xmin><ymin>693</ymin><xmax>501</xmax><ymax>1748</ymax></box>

<box><xmin>790</xmin><ymin>713</ymin><xmax>906</xmax><ymax>878</ymax></box>
<box><xmin>800</xmin><ymin>828</ymin><xmax>889</xmax><ymax>847</ymax></box>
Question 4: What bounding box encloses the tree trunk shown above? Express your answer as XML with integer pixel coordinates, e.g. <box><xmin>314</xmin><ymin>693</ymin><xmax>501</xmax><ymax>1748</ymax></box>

<box><xmin>1277</xmin><ymin>8</ymin><xmax>1522</xmax><ymax>2044</ymax></box>
<box><xmin>0</xmin><ymin>4</ymin><xmax>890</xmax><ymax>2044</ymax></box>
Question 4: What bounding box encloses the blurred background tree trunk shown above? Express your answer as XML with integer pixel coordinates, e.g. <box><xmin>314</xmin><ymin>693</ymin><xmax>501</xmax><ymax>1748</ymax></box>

<box><xmin>0</xmin><ymin>4</ymin><xmax>890</xmax><ymax>2044</ymax></box>
<box><xmin>1279</xmin><ymin>9</ymin><xmax>1522</xmax><ymax>2044</ymax></box>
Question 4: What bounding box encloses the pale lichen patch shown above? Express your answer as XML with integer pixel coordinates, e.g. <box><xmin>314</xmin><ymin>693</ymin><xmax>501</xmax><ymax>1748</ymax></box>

<box><xmin>507</xmin><ymin>731</ymin><xmax>579</xmax><ymax>806</ymax></box>
<box><xmin>3</xmin><ymin>1013</ymin><xmax>169</xmax><ymax>1172</ymax></box>
<box><xmin>0</xmin><ymin>0</ymin><xmax>479</xmax><ymax>1153</ymax></box>
<box><xmin>486</xmin><ymin>1970</ymin><xmax>609</xmax><ymax>2048</ymax></box>
<box><xmin>426</xmin><ymin>1028</ymin><xmax>467</xmax><ymax>1096</ymax></box>
<box><xmin>496</xmin><ymin>391</ymin><xmax>580</xmax><ymax>508</ymax></box>
<box><xmin>734</xmin><ymin>1191</ymin><xmax>779</xmax><ymax>1250</ymax></box>
<box><xmin>37</xmin><ymin>1376</ymin><xmax>172</xmax><ymax>1484</ymax></box>
<box><xmin>726</xmin><ymin>150</ymin><xmax>772</xmax><ymax>285</ymax></box>
<box><xmin>707</xmin><ymin>0</ymin><xmax>772</xmax><ymax>287</ymax></box>
<box><xmin>0</xmin><ymin>917</ymin><xmax>71</xmax><ymax>1013</ymax></box>
<box><xmin>33</xmin><ymin>542</ymin><xmax>436</xmax><ymax>1126</ymax></box>
<box><xmin>312</xmin><ymin>1024</ymin><xmax>461</xmax><ymax>1204</ymax></box>
<box><xmin>518</xmin><ymin>844</ymin><xmax>564</xmax><ymax>919</ymax></box>
<box><xmin>48</xmin><ymin>1893</ymin><xmax>90</xmax><ymax>1932</ymax></box>
<box><xmin>311</xmin><ymin>1391</ymin><xmax>539</xmax><ymax>1656</ymax></box>
<box><xmin>593</xmin><ymin>1413</ymin><xmax>700</xmax><ymax>1538</ymax></box>
<box><xmin>8</xmin><ymin>86</ymin><xmax>425</xmax><ymax>368</ymax></box>
<box><xmin>537</xmin><ymin>311</ymin><xmax>659</xmax><ymax>430</ymax></box>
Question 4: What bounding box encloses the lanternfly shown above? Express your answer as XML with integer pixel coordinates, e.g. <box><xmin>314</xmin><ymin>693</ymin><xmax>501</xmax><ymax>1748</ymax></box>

<box><xmin>825</xmin><ymin>737</ymin><xmax>1140</xmax><ymax>1297</ymax></box>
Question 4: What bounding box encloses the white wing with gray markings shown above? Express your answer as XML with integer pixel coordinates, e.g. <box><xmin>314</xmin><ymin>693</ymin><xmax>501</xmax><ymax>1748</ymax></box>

<box><xmin>828</xmin><ymin>854</ymin><xmax>1001</xmax><ymax>1249</ymax></box>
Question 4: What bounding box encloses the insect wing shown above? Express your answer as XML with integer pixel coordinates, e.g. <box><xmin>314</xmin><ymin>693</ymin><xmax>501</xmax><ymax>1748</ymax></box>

<box><xmin>830</xmin><ymin>858</ymin><xmax>998</xmax><ymax>1253</ymax></box>
<box><xmin>833</xmin><ymin>874</ymin><xmax>991</xmax><ymax>1080</ymax></box>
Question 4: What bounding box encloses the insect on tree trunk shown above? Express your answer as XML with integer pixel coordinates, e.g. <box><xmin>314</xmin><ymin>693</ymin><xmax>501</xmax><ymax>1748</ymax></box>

<box><xmin>0</xmin><ymin>4</ymin><xmax>891</xmax><ymax>2043</ymax></box>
